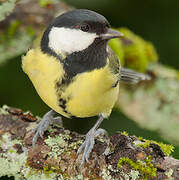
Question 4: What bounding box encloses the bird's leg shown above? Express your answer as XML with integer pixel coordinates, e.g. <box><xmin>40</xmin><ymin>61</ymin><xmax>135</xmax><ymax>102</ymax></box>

<box><xmin>32</xmin><ymin>110</ymin><xmax>62</xmax><ymax>147</ymax></box>
<box><xmin>77</xmin><ymin>114</ymin><xmax>107</xmax><ymax>165</ymax></box>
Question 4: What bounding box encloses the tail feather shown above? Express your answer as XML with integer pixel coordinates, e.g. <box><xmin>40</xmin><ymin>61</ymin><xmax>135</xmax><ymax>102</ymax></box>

<box><xmin>120</xmin><ymin>68</ymin><xmax>151</xmax><ymax>84</ymax></box>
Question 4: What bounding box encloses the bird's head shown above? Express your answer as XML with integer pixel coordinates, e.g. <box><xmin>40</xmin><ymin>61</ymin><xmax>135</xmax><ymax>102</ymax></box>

<box><xmin>41</xmin><ymin>9</ymin><xmax>123</xmax><ymax>56</ymax></box>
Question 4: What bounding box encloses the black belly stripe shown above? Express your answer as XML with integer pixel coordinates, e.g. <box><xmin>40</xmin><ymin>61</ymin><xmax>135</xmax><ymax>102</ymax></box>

<box><xmin>55</xmin><ymin>77</ymin><xmax>72</xmax><ymax>116</ymax></box>
<box><xmin>59</xmin><ymin>98</ymin><xmax>68</xmax><ymax>114</ymax></box>
<box><xmin>112</xmin><ymin>80</ymin><xmax>119</xmax><ymax>88</ymax></box>
<box><xmin>55</xmin><ymin>74</ymin><xmax>73</xmax><ymax>116</ymax></box>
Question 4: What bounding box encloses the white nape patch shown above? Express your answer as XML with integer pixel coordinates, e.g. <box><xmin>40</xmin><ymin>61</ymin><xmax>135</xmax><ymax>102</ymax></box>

<box><xmin>48</xmin><ymin>27</ymin><xmax>98</xmax><ymax>54</ymax></box>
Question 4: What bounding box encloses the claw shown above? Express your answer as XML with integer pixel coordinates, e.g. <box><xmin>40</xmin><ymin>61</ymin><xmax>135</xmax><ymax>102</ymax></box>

<box><xmin>31</xmin><ymin>110</ymin><xmax>62</xmax><ymax>147</ymax></box>
<box><xmin>32</xmin><ymin>133</ymin><xmax>38</xmax><ymax>147</ymax></box>
<box><xmin>77</xmin><ymin>141</ymin><xmax>86</xmax><ymax>154</ymax></box>
<box><xmin>77</xmin><ymin>114</ymin><xmax>107</xmax><ymax>166</ymax></box>
<box><xmin>39</xmin><ymin>131</ymin><xmax>44</xmax><ymax>138</ymax></box>
<box><xmin>53</xmin><ymin>117</ymin><xmax>63</xmax><ymax>126</ymax></box>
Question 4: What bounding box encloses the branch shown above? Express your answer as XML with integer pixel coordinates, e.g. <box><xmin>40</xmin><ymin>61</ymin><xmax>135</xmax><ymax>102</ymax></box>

<box><xmin>0</xmin><ymin>106</ymin><xmax>178</xmax><ymax>179</ymax></box>
<box><xmin>0</xmin><ymin>0</ymin><xmax>71</xmax><ymax>64</ymax></box>
<box><xmin>116</xmin><ymin>63</ymin><xmax>179</xmax><ymax>145</ymax></box>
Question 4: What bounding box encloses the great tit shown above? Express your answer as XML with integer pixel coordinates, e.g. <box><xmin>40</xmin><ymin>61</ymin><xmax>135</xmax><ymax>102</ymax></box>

<box><xmin>22</xmin><ymin>9</ymin><xmax>150</xmax><ymax>165</ymax></box>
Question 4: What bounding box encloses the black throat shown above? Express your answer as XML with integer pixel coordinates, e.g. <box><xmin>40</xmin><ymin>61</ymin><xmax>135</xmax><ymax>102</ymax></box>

<box><xmin>41</xmin><ymin>36</ymin><xmax>108</xmax><ymax>87</ymax></box>
<box><xmin>62</xmin><ymin>38</ymin><xmax>108</xmax><ymax>80</ymax></box>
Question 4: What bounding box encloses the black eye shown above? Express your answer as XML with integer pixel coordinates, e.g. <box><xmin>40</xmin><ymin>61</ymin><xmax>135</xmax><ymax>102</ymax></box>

<box><xmin>80</xmin><ymin>24</ymin><xmax>90</xmax><ymax>32</ymax></box>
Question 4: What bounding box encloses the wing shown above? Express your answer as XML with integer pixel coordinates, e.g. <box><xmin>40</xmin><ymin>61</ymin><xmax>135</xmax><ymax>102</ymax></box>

<box><xmin>107</xmin><ymin>46</ymin><xmax>150</xmax><ymax>84</ymax></box>
<box><xmin>120</xmin><ymin>68</ymin><xmax>151</xmax><ymax>83</ymax></box>
<box><xmin>107</xmin><ymin>46</ymin><xmax>121</xmax><ymax>76</ymax></box>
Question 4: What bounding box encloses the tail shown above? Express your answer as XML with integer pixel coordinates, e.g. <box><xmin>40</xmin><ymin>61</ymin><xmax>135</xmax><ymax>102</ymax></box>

<box><xmin>120</xmin><ymin>68</ymin><xmax>151</xmax><ymax>84</ymax></box>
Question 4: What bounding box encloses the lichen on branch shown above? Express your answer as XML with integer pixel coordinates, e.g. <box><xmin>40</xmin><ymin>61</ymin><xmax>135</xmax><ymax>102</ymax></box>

<box><xmin>0</xmin><ymin>106</ymin><xmax>178</xmax><ymax>180</ymax></box>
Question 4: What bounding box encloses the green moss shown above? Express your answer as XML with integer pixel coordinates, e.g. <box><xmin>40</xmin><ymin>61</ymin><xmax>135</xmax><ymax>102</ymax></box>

<box><xmin>38</xmin><ymin>0</ymin><xmax>59</xmax><ymax>7</ymax></box>
<box><xmin>121</xmin><ymin>132</ymin><xmax>174</xmax><ymax>157</ymax></box>
<box><xmin>136</xmin><ymin>138</ymin><xmax>174</xmax><ymax>156</ymax></box>
<box><xmin>144</xmin><ymin>41</ymin><xmax>158</xmax><ymax>63</ymax></box>
<box><xmin>43</xmin><ymin>164</ymin><xmax>64</xmax><ymax>175</ymax></box>
<box><xmin>0</xmin><ymin>20</ymin><xmax>20</xmax><ymax>43</ymax></box>
<box><xmin>121</xmin><ymin>131</ymin><xmax>129</xmax><ymax>136</ymax></box>
<box><xmin>137</xmin><ymin>136</ymin><xmax>144</xmax><ymax>141</ymax></box>
<box><xmin>108</xmin><ymin>38</ymin><xmax>125</xmax><ymax>66</ymax></box>
<box><xmin>7</xmin><ymin>20</ymin><xmax>21</xmax><ymax>38</ymax></box>
<box><xmin>9</xmin><ymin>149</ymin><xmax>15</xmax><ymax>153</ymax></box>
<box><xmin>118</xmin><ymin>156</ymin><xmax>156</xmax><ymax>179</ymax></box>
<box><xmin>38</xmin><ymin>0</ymin><xmax>52</xmax><ymax>7</ymax></box>
<box><xmin>109</xmin><ymin>28</ymin><xmax>158</xmax><ymax>72</ymax></box>
<box><xmin>26</xmin><ymin>26</ymin><xmax>36</xmax><ymax>37</ymax></box>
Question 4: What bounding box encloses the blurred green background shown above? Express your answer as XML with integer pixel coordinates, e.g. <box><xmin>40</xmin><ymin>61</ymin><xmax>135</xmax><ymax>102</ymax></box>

<box><xmin>0</xmin><ymin>0</ymin><xmax>178</xmax><ymax>159</ymax></box>
<box><xmin>65</xmin><ymin>0</ymin><xmax>179</xmax><ymax>69</ymax></box>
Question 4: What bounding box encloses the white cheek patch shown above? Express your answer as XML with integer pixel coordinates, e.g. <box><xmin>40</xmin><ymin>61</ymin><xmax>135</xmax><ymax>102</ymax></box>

<box><xmin>48</xmin><ymin>27</ymin><xmax>98</xmax><ymax>54</ymax></box>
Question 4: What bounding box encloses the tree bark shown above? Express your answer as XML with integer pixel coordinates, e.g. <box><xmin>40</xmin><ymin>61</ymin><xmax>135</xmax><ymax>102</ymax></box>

<box><xmin>0</xmin><ymin>106</ymin><xmax>178</xmax><ymax>180</ymax></box>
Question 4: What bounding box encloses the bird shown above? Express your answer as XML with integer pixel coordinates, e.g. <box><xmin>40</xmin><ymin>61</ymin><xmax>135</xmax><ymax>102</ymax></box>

<box><xmin>22</xmin><ymin>9</ymin><xmax>150</xmax><ymax>165</ymax></box>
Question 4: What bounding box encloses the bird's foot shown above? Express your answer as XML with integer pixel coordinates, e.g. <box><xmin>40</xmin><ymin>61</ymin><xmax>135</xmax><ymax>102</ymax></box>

<box><xmin>77</xmin><ymin>127</ymin><xmax>107</xmax><ymax>166</ymax></box>
<box><xmin>32</xmin><ymin>110</ymin><xmax>62</xmax><ymax>147</ymax></box>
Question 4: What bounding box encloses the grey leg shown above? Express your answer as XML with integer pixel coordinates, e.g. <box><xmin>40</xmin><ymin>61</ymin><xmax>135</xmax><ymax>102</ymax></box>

<box><xmin>77</xmin><ymin>114</ymin><xmax>107</xmax><ymax>166</ymax></box>
<box><xmin>32</xmin><ymin>110</ymin><xmax>62</xmax><ymax>147</ymax></box>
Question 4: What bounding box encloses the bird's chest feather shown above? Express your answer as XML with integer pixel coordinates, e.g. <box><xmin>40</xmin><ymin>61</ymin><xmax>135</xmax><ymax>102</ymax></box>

<box><xmin>61</xmin><ymin>66</ymin><xmax>119</xmax><ymax>118</ymax></box>
<box><xmin>22</xmin><ymin>48</ymin><xmax>119</xmax><ymax>118</ymax></box>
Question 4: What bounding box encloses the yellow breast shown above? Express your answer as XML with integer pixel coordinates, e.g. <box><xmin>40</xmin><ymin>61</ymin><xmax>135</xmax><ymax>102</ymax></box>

<box><xmin>22</xmin><ymin>48</ymin><xmax>67</xmax><ymax>116</ymax></box>
<box><xmin>22</xmin><ymin>48</ymin><xmax>119</xmax><ymax>118</ymax></box>
<box><xmin>58</xmin><ymin>62</ymin><xmax>119</xmax><ymax>118</ymax></box>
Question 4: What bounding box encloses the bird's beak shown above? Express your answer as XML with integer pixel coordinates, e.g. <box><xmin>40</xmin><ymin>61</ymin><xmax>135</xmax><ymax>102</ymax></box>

<box><xmin>101</xmin><ymin>28</ymin><xmax>124</xmax><ymax>40</ymax></box>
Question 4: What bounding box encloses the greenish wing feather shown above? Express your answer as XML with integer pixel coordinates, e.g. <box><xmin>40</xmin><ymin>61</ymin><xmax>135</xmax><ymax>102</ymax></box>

<box><xmin>107</xmin><ymin>46</ymin><xmax>121</xmax><ymax>76</ymax></box>
<box><xmin>107</xmin><ymin>46</ymin><xmax>150</xmax><ymax>84</ymax></box>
